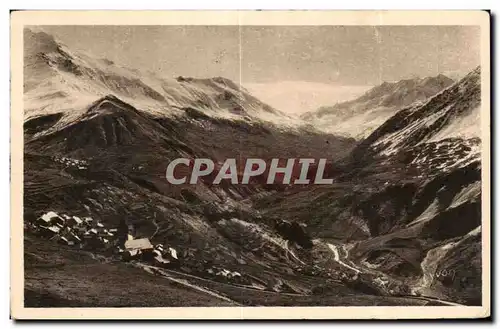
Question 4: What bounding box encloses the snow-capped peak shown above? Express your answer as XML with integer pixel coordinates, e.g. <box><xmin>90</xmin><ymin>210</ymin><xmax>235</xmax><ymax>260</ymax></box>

<box><xmin>23</xmin><ymin>28</ymin><xmax>294</xmax><ymax>128</ymax></box>
<box><xmin>352</xmin><ymin>66</ymin><xmax>481</xmax><ymax>174</ymax></box>
<box><xmin>301</xmin><ymin>74</ymin><xmax>455</xmax><ymax>139</ymax></box>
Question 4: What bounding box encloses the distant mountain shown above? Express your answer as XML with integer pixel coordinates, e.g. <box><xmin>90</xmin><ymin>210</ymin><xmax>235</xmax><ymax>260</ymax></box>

<box><xmin>301</xmin><ymin>74</ymin><xmax>455</xmax><ymax>139</ymax></box>
<box><xmin>23</xmin><ymin>29</ymin><xmax>294</xmax><ymax>126</ymax></box>
<box><xmin>352</xmin><ymin>66</ymin><xmax>481</xmax><ymax>174</ymax></box>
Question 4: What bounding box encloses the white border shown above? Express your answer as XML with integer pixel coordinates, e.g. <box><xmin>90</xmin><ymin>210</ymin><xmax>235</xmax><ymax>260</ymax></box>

<box><xmin>7</xmin><ymin>8</ymin><xmax>493</xmax><ymax>322</ymax></box>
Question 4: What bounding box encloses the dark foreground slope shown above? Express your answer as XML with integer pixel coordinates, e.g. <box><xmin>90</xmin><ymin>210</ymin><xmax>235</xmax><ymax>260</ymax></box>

<box><xmin>26</xmin><ymin>235</ymin><xmax>442</xmax><ymax>307</ymax></box>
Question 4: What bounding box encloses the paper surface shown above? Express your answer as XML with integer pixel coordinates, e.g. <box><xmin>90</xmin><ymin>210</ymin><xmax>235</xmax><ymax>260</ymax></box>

<box><xmin>10</xmin><ymin>10</ymin><xmax>490</xmax><ymax>320</ymax></box>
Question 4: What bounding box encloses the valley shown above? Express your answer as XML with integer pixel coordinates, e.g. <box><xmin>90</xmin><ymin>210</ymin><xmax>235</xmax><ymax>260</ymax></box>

<box><xmin>22</xmin><ymin>28</ymin><xmax>483</xmax><ymax>308</ymax></box>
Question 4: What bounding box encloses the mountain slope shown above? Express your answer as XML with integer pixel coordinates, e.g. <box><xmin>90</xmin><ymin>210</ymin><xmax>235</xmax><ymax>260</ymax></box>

<box><xmin>25</xmin><ymin>95</ymin><xmax>189</xmax><ymax>153</ymax></box>
<box><xmin>352</xmin><ymin>66</ymin><xmax>481</xmax><ymax>175</ymax></box>
<box><xmin>260</xmin><ymin>66</ymin><xmax>483</xmax><ymax>305</ymax></box>
<box><xmin>301</xmin><ymin>74</ymin><xmax>454</xmax><ymax>139</ymax></box>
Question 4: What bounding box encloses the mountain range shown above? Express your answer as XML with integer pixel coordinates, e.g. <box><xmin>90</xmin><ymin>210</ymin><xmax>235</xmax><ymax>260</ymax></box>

<box><xmin>301</xmin><ymin>74</ymin><xmax>455</xmax><ymax>139</ymax></box>
<box><xmin>24</xmin><ymin>29</ymin><xmax>297</xmax><ymax>128</ymax></box>
<box><xmin>22</xmin><ymin>29</ymin><xmax>483</xmax><ymax>307</ymax></box>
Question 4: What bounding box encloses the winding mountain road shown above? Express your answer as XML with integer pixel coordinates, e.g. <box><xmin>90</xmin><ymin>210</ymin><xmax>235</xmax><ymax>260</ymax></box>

<box><xmin>324</xmin><ymin>242</ymin><xmax>465</xmax><ymax>306</ymax></box>
<box><xmin>327</xmin><ymin>243</ymin><xmax>361</xmax><ymax>273</ymax></box>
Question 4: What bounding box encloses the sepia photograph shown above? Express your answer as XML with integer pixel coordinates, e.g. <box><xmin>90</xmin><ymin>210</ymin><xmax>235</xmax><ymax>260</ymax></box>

<box><xmin>10</xmin><ymin>10</ymin><xmax>491</xmax><ymax>319</ymax></box>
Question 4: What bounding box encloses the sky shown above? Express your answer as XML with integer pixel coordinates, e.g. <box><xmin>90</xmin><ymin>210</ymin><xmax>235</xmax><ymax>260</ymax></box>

<box><xmin>36</xmin><ymin>25</ymin><xmax>480</xmax><ymax>113</ymax></box>
<box><xmin>245</xmin><ymin>81</ymin><xmax>370</xmax><ymax>114</ymax></box>
<box><xmin>40</xmin><ymin>25</ymin><xmax>479</xmax><ymax>85</ymax></box>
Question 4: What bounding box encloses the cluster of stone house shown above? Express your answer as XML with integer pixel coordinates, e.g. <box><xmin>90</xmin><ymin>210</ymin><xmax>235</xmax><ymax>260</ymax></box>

<box><xmin>27</xmin><ymin>211</ymin><xmax>115</xmax><ymax>249</ymax></box>
<box><xmin>28</xmin><ymin>212</ymin><xmax>259</xmax><ymax>288</ymax></box>
<box><xmin>27</xmin><ymin>210</ymin><xmax>181</xmax><ymax>268</ymax></box>
<box><xmin>53</xmin><ymin>156</ymin><xmax>88</xmax><ymax>170</ymax></box>
<box><xmin>206</xmin><ymin>267</ymin><xmax>242</xmax><ymax>281</ymax></box>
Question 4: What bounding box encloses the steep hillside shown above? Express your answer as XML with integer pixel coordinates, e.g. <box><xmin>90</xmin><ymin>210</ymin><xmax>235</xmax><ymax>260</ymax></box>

<box><xmin>302</xmin><ymin>74</ymin><xmax>454</xmax><ymax>139</ymax></box>
<box><xmin>352</xmin><ymin>67</ymin><xmax>481</xmax><ymax>175</ymax></box>
<box><xmin>261</xmin><ymin>67</ymin><xmax>483</xmax><ymax>305</ymax></box>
